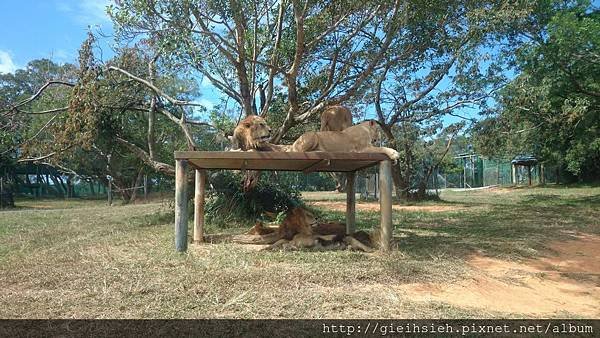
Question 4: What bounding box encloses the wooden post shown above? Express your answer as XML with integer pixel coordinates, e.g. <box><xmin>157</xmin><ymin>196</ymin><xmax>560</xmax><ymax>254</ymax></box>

<box><xmin>174</xmin><ymin>159</ymin><xmax>189</xmax><ymax>252</ymax></box>
<box><xmin>143</xmin><ymin>174</ymin><xmax>148</xmax><ymax>201</ymax></box>
<box><xmin>496</xmin><ymin>163</ymin><xmax>500</xmax><ymax>185</ymax></box>
<box><xmin>512</xmin><ymin>164</ymin><xmax>517</xmax><ymax>185</ymax></box>
<box><xmin>379</xmin><ymin>160</ymin><xmax>393</xmax><ymax>251</ymax></box>
<box><xmin>36</xmin><ymin>166</ymin><xmax>41</xmax><ymax>198</ymax></box>
<box><xmin>528</xmin><ymin>165</ymin><xmax>532</xmax><ymax>186</ymax></box>
<box><xmin>193</xmin><ymin>169</ymin><xmax>206</xmax><ymax>244</ymax></box>
<box><xmin>107</xmin><ymin>176</ymin><xmax>112</xmax><ymax>206</ymax></box>
<box><xmin>540</xmin><ymin>164</ymin><xmax>545</xmax><ymax>185</ymax></box>
<box><xmin>346</xmin><ymin>171</ymin><xmax>356</xmax><ymax>235</ymax></box>
<box><xmin>463</xmin><ymin>160</ymin><xmax>467</xmax><ymax>188</ymax></box>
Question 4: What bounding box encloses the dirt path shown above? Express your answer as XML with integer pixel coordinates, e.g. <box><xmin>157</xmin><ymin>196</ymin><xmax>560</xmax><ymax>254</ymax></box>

<box><xmin>309</xmin><ymin>201</ymin><xmax>465</xmax><ymax>212</ymax></box>
<box><xmin>397</xmin><ymin>234</ymin><xmax>600</xmax><ymax>317</ymax></box>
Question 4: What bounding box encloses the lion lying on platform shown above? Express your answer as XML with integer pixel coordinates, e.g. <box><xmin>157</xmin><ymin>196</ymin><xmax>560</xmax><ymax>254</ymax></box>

<box><xmin>229</xmin><ymin>115</ymin><xmax>289</xmax><ymax>190</ymax></box>
<box><xmin>291</xmin><ymin>120</ymin><xmax>400</xmax><ymax>162</ymax></box>
<box><xmin>230</xmin><ymin>115</ymin><xmax>288</xmax><ymax>152</ymax></box>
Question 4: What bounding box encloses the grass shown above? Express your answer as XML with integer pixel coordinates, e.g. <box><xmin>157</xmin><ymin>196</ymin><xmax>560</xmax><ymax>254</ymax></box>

<box><xmin>0</xmin><ymin>185</ymin><xmax>598</xmax><ymax>318</ymax></box>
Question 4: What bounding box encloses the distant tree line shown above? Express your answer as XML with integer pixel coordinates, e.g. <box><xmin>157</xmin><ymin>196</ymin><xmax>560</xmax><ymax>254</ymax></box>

<box><xmin>1</xmin><ymin>0</ymin><xmax>597</xmax><ymax>204</ymax></box>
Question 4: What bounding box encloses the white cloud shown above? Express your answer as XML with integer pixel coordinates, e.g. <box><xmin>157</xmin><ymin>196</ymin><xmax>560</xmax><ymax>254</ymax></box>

<box><xmin>197</xmin><ymin>98</ymin><xmax>216</xmax><ymax>110</ymax></box>
<box><xmin>0</xmin><ymin>51</ymin><xmax>18</xmax><ymax>74</ymax></box>
<box><xmin>56</xmin><ymin>0</ymin><xmax>112</xmax><ymax>26</ymax></box>
<box><xmin>51</xmin><ymin>49</ymin><xmax>75</xmax><ymax>62</ymax></box>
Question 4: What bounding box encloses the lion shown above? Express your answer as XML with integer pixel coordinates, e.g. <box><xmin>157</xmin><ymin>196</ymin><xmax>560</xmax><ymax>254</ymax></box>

<box><xmin>278</xmin><ymin>206</ymin><xmax>317</xmax><ymax>240</ymax></box>
<box><xmin>321</xmin><ymin>105</ymin><xmax>353</xmax><ymax>131</ymax></box>
<box><xmin>267</xmin><ymin>207</ymin><xmax>378</xmax><ymax>252</ymax></box>
<box><xmin>246</xmin><ymin>221</ymin><xmax>276</xmax><ymax>235</ymax></box>
<box><xmin>291</xmin><ymin>120</ymin><xmax>400</xmax><ymax>162</ymax></box>
<box><xmin>230</xmin><ymin>115</ymin><xmax>289</xmax><ymax>191</ymax></box>
<box><xmin>231</xmin><ymin>115</ymin><xmax>288</xmax><ymax>152</ymax></box>
<box><xmin>231</xmin><ymin>115</ymin><xmax>271</xmax><ymax>151</ymax></box>
<box><xmin>320</xmin><ymin>106</ymin><xmax>354</xmax><ymax>191</ymax></box>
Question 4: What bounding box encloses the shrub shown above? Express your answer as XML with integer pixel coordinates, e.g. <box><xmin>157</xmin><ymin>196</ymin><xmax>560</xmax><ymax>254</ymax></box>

<box><xmin>205</xmin><ymin>171</ymin><xmax>302</xmax><ymax>227</ymax></box>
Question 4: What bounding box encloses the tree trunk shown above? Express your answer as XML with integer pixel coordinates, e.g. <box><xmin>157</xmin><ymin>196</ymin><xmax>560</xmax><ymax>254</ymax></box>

<box><xmin>128</xmin><ymin>169</ymin><xmax>144</xmax><ymax>203</ymax></box>
<box><xmin>49</xmin><ymin>175</ymin><xmax>65</xmax><ymax>198</ymax></box>
<box><xmin>329</xmin><ymin>172</ymin><xmax>347</xmax><ymax>192</ymax></box>
<box><xmin>391</xmin><ymin>163</ymin><xmax>409</xmax><ymax>200</ymax></box>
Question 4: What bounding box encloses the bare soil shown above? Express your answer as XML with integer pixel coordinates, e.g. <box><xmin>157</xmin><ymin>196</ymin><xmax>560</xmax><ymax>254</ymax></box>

<box><xmin>396</xmin><ymin>234</ymin><xmax>600</xmax><ymax>317</ymax></box>
<box><xmin>309</xmin><ymin>201</ymin><xmax>465</xmax><ymax>212</ymax></box>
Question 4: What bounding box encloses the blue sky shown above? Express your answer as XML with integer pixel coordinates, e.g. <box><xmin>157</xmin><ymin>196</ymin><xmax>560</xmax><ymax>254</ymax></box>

<box><xmin>0</xmin><ymin>0</ymin><xmax>223</xmax><ymax>109</ymax></box>
<box><xmin>0</xmin><ymin>0</ymin><xmax>114</xmax><ymax>71</ymax></box>
<box><xmin>0</xmin><ymin>0</ymin><xmax>504</xmax><ymax>126</ymax></box>
<box><xmin>2</xmin><ymin>1</ymin><xmax>598</xmax><ymax>126</ymax></box>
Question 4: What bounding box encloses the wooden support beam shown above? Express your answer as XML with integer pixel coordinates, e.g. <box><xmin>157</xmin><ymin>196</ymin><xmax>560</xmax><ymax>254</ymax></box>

<box><xmin>193</xmin><ymin>169</ymin><xmax>206</xmax><ymax>244</ymax></box>
<box><xmin>379</xmin><ymin>160</ymin><xmax>392</xmax><ymax>251</ymax></box>
<box><xmin>175</xmin><ymin>159</ymin><xmax>189</xmax><ymax>252</ymax></box>
<box><xmin>302</xmin><ymin>159</ymin><xmax>330</xmax><ymax>174</ymax></box>
<box><xmin>346</xmin><ymin>171</ymin><xmax>356</xmax><ymax>235</ymax></box>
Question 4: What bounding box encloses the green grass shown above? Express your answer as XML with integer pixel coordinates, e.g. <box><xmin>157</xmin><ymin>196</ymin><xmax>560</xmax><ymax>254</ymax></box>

<box><xmin>0</xmin><ymin>185</ymin><xmax>598</xmax><ymax>318</ymax></box>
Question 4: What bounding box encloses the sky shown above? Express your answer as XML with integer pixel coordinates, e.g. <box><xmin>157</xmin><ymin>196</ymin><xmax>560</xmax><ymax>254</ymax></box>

<box><xmin>2</xmin><ymin>1</ymin><xmax>598</xmax><ymax>127</ymax></box>
<box><xmin>0</xmin><ymin>0</ymin><xmax>114</xmax><ymax>71</ymax></box>
<box><xmin>0</xmin><ymin>0</ymin><xmax>225</xmax><ymax>109</ymax></box>
<box><xmin>0</xmin><ymin>0</ymin><xmax>472</xmax><ymax>125</ymax></box>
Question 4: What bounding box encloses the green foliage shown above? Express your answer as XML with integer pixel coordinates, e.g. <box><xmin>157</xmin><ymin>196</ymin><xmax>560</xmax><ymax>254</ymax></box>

<box><xmin>473</xmin><ymin>1</ymin><xmax>600</xmax><ymax>180</ymax></box>
<box><xmin>205</xmin><ymin>171</ymin><xmax>302</xmax><ymax>227</ymax></box>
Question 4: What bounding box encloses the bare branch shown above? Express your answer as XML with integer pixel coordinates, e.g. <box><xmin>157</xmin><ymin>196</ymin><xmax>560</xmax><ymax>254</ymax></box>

<box><xmin>16</xmin><ymin>146</ymin><xmax>71</xmax><ymax>163</ymax></box>
<box><xmin>13</xmin><ymin>106</ymin><xmax>69</xmax><ymax>115</ymax></box>
<box><xmin>115</xmin><ymin>137</ymin><xmax>175</xmax><ymax>175</ymax></box>
<box><xmin>1</xmin><ymin>114</ymin><xmax>59</xmax><ymax>155</ymax></box>
<box><xmin>106</xmin><ymin>66</ymin><xmax>202</xmax><ymax>106</ymax></box>
<box><xmin>1</xmin><ymin>81</ymin><xmax>74</xmax><ymax>113</ymax></box>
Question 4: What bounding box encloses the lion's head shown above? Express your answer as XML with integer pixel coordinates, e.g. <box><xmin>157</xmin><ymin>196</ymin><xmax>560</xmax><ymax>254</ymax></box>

<box><xmin>359</xmin><ymin>120</ymin><xmax>381</xmax><ymax>145</ymax></box>
<box><xmin>278</xmin><ymin>207</ymin><xmax>318</xmax><ymax>240</ymax></box>
<box><xmin>232</xmin><ymin>115</ymin><xmax>272</xmax><ymax>151</ymax></box>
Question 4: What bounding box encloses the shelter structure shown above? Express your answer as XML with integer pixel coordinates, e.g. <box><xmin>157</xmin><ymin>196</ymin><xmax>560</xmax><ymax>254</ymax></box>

<box><xmin>173</xmin><ymin>151</ymin><xmax>394</xmax><ymax>252</ymax></box>
<box><xmin>511</xmin><ymin>155</ymin><xmax>539</xmax><ymax>186</ymax></box>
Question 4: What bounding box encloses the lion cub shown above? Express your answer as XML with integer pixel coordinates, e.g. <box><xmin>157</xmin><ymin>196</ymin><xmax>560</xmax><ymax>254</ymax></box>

<box><xmin>291</xmin><ymin>120</ymin><xmax>400</xmax><ymax>162</ymax></box>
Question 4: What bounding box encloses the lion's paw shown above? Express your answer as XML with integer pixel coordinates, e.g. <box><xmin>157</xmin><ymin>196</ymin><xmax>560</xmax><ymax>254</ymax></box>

<box><xmin>388</xmin><ymin>149</ymin><xmax>400</xmax><ymax>162</ymax></box>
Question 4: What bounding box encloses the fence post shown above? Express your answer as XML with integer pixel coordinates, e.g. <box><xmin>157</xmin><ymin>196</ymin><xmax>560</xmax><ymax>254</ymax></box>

<box><xmin>143</xmin><ymin>174</ymin><xmax>148</xmax><ymax>201</ymax></box>
<box><xmin>511</xmin><ymin>164</ymin><xmax>517</xmax><ymax>185</ymax></box>
<box><xmin>107</xmin><ymin>176</ymin><xmax>112</xmax><ymax>206</ymax></box>
<box><xmin>496</xmin><ymin>163</ymin><xmax>500</xmax><ymax>185</ymax></box>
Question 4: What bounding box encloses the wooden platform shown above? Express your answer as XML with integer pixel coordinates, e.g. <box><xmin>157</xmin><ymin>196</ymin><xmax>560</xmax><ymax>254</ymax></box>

<box><xmin>173</xmin><ymin>151</ymin><xmax>393</xmax><ymax>252</ymax></box>
<box><xmin>175</xmin><ymin>151</ymin><xmax>389</xmax><ymax>173</ymax></box>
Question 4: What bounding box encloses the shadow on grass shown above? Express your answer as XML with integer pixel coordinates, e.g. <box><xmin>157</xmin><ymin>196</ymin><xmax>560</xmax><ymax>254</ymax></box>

<box><xmin>316</xmin><ymin>191</ymin><xmax>600</xmax><ymax>261</ymax></box>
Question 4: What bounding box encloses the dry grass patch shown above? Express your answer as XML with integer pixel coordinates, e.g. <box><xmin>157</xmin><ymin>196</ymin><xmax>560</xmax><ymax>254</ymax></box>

<box><xmin>1</xmin><ymin>185</ymin><xmax>599</xmax><ymax>318</ymax></box>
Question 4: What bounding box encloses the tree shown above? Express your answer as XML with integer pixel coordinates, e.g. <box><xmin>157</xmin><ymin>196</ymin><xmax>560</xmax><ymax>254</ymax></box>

<box><xmin>108</xmin><ymin>0</ymin><xmax>541</xmax><ymax>199</ymax></box>
<box><xmin>368</xmin><ymin>0</ymin><xmax>537</xmax><ymax>198</ymax></box>
<box><xmin>473</xmin><ymin>1</ymin><xmax>600</xmax><ymax>180</ymax></box>
<box><xmin>108</xmin><ymin>0</ymin><xmax>414</xmax><ymax>141</ymax></box>
<box><xmin>1</xmin><ymin>35</ymin><xmax>227</xmax><ymax>202</ymax></box>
